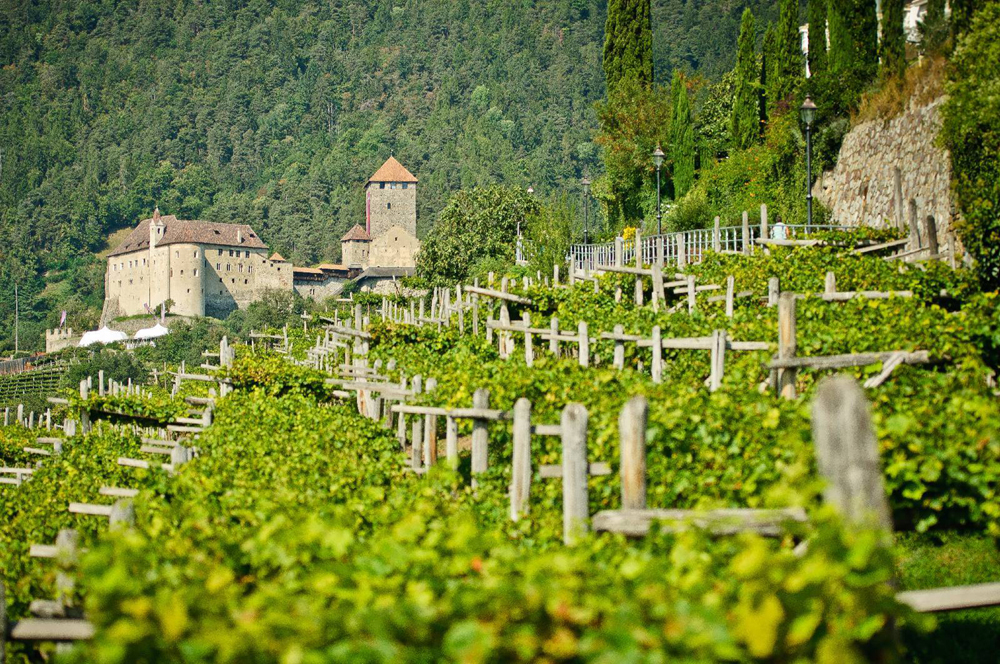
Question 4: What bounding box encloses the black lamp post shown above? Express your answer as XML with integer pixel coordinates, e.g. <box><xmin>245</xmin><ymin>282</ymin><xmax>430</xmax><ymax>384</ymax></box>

<box><xmin>652</xmin><ymin>144</ymin><xmax>665</xmax><ymax>235</ymax></box>
<box><xmin>800</xmin><ymin>96</ymin><xmax>817</xmax><ymax>226</ymax></box>
<box><xmin>581</xmin><ymin>176</ymin><xmax>591</xmax><ymax>244</ymax></box>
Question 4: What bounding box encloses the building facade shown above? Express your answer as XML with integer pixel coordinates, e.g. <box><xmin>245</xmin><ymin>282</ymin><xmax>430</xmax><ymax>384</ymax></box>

<box><xmin>101</xmin><ymin>158</ymin><xmax>422</xmax><ymax>323</ymax></box>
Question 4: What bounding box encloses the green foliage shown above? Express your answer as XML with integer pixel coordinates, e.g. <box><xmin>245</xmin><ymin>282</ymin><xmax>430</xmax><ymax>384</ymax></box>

<box><xmin>827</xmin><ymin>0</ymin><xmax>880</xmax><ymax>112</ymax></box>
<box><xmin>77</xmin><ymin>390</ymin><xmax>189</xmax><ymax>423</ymax></box>
<box><xmin>665</xmin><ymin>186</ymin><xmax>711</xmax><ymax>232</ymax></box>
<box><xmin>681</xmin><ymin>113</ymin><xmax>821</xmax><ymax>227</ymax></box>
<box><xmin>603</xmin><ymin>0</ymin><xmax>653</xmax><ymax>91</ymax></box>
<box><xmin>880</xmin><ymin>0</ymin><xmax>907</xmax><ymax>81</ymax></box>
<box><xmin>732</xmin><ymin>9</ymin><xmax>761</xmax><ymax>151</ymax></box>
<box><xmin>807</xmin><ymin>0</ymin><xmax>829</xmax><ymax>80</ymax></box>
<box><xmin>670</xmin><ymin>75</ymin><xmax>696</xmax><ymax>197</ymax></box>
<box><xmin>61</xmin><ymin>349</ymin><xmax>149</xmax><ymax>391</ymax></box>
<box><xmin>762</xmin><ymin>22</ymin><xmax>778</xmax><ymax>118</ymax></box>
<box><xmin>774</xmin><ymin>0</ymin><xmax>804</xmax><ymax>107</ymax></box>
<box><xmin>941</xmin><ymin>2</ymin><xmax>1000</xmax><ymax>290</ymax></box>
<box><xmin>416</xmin><ymin>186</ymin><xmax>540</xmax><ymax>285</ymax></box>
<box><xmin>524</xmin><ymin>195</ymin><xmax>575</xmax><ymax>276</ymax></box>
<box><xmin>594</xmin><ymin>78</ymin><xmax>671</xmax><ymax>230</ymax></box>
<box><xmin>919</xmin><ymin>0</ymin><xmax>950</xmax><ymax>55</ymax></box>
<box><xmin>694</xmin><ymin>69</ymin><xmax>736</xmax><ymax>161</ymax></box>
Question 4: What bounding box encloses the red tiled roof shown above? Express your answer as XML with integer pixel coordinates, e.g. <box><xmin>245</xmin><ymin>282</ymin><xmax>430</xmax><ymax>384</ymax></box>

<box><xmin>292</xmin><ymin>266</ymin><xmax>325</xmax><ymax>275</ymax></box>
<box><xmin>269</xmin><ymin>252</ymin><xmax>287</xmax><ymax>262</ymax></box>
<box><xmin>368</xmin><ymin>156</ymin><xmax>417</xmax><ymax>183</ymax></box>
<box><xmin>318</xmin><ymin>263</ymin><xmax>347</xmax><ymax>270</ymax></box>
<box><xmin>341</xmin><ymin>225</ymin><xmax>371</xmax><ymax>242</ymax></box>
<box><xmin>108</xmin><ymin>216</ymin><xmax>267</xmax><ymax>257</ymax></box>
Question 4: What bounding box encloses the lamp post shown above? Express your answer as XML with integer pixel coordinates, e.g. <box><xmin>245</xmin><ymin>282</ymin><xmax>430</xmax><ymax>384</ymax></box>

<box><xmin>800</xmin><ymin>96</ymin><xmax>817</xmax><ymax>227</ymax></box>
<box><xmin>652</xmin><ymin>144</ymin><xmax>665</xmax><ymax>235</ymax></box>
<box><xmin>581</xmin><ymin>176</ymin><xmax>591</xmax><ymax>244</ymax></box>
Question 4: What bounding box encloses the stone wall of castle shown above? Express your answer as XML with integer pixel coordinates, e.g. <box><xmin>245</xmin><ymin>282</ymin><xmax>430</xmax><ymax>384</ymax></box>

<box><xmin>204</xmin><ymin>248</ymin><xmax>290</xmax><ymax>318</ymax></box>
<box><xmin>814</xmin><ymin>96</ymin><xmax>953</xmax><ymax>244</ymax></box>
<box><xmin>368</xmin><ymin>225</ymin><xmax>419</xmax><ymax>268</ymax></box>
<box><xmin>368</xmin><ymin>183</ymin><xmax>416</xmax><ymax>239</ymax></box>
<box><xmin>293</xmin><ymin>277</ymin><xmax>348</xmax><ymax>302</ymax></box>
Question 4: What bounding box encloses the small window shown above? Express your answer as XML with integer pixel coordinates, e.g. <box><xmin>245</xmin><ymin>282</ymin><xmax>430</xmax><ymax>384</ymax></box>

<box><xmin>129</xmin><ymin>279</ymin><xmax>133</xmax><ymax>285</ymax></box>
<box><xmin>231</xmin><ymin>278</ymin><xmax>235</xmax><ymax>284</ymax></box>
<box><xmin>245</xmin><ymin>251</ymin><xmax>249</xmax><ymax>258</ymax></box>
<box><xmin>387</xmin><ymin>202</ymin><xmax>391</xmax><ymax>209</ymax></box>
<box><xmin>175</xmin><ymin>250</ymin><xmax>179</xmax><ymax>258</ymax></box>
<box><xmin>227</xmin><ymin>264</ymin><xmax>230</xmax><ymax>271</ymax></box>
<box><xmin>186</xmin><ymin>288</ymin><xmax>190</xmax><ymax>293</ymax></box>
<box><xmin>180</xmin><ymin>270</ymin><xmax>184</xmax><ymax>275</ymax></box>
<box><xmin>277</xmin><ymin>267</ymin><xmax>281</xmax><ymax>272</ymax></box>
<box><xmin>244</xmin><ymin>279</ymin><xmax>248</xmax><ymax>284</ymax></box>
<box><xmin>194</xmin><ymin>268</ymin><xmax>199</xmax><ymax>277</ymax></box>
<box><xmin>402</xmin><ymin>183</ymin><xmax>408</xmax><ymax>189</ymax></box>
<box><xmin>248</xmin><ymin>265</ymin><xmax>252</xmax><ymax>273</ymax></box>
<box><xmin>218</xmin><ymin>249</ymin><xmax>223</xmax><ymax>256</ymax></box>
<box><xmin>229</xmin><ymin>249</ymin><xmax>234</xmax><ymax>257</ymax></box>
<box><xmin>239</xmin><ymin>264</ymin><xmax>243</xmax><ymax>273</ymax></box>
<box><xmin>380</xmin><ymin>182</ymin><xmax>385</xmax><ymax>189</ymax></box>
<box><xmin>170</xmin><ymin>269</ymin><xmax>173</xmax><ymax>277</ymax></box>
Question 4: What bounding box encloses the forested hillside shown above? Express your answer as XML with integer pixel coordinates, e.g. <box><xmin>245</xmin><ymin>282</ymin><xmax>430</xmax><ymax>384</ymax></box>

<box><xmin>0</xmin><ymin>0</ymin><xmax>781</xmax><ymax>354</ymax></box>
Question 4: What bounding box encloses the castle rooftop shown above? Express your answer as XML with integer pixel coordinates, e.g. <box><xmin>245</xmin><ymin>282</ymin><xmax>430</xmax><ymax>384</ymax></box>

<box><xmin>341</xmin><ymin>225</ymin><xmax>371</xmax><ymax>242</ymax></box>
<box><xmin>108</xmin><ymin>215</ymin><xmax>267</xmax><ymax>257</ymax></box>
<box><xmin>368</xmin><ymin>156</ymin><xmax>417</xmax><ymax>184</ymax></box>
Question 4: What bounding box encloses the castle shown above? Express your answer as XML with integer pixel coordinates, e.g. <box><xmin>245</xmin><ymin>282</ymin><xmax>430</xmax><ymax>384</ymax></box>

<box><xmin>100</xmin><ymin>157</ymin><xmax>420</xmax><ymax>324</ymax></box>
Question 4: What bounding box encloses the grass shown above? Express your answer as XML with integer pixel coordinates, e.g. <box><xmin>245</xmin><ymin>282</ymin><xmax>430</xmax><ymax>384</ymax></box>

<box><xmin>852</xmin><ymin>55</ymin><xmax>947</xmax><ymax>125</ymax></box>
<box><xmin>898</xmin><ymin>531</ymin><xmax>1000</xmax><ymax>663</ymax></box>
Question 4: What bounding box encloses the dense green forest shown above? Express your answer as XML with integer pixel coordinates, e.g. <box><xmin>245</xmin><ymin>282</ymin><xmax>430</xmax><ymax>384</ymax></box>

<box><xmin>0</xmin><ymin>0</ymin><xmax>784</xmax><ymax>354</ymax></box>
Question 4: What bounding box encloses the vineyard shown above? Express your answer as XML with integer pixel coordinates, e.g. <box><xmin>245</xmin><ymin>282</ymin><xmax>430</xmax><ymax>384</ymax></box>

<box><xmin>3</xmin><ymin>237</ymin><xmax>1000</xmax><ymax>662</ymax></box>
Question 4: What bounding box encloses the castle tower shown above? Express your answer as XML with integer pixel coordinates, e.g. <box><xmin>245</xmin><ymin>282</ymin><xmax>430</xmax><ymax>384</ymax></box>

<box><xmin>365</xmin><ymin>156</ymin><xmax>417</xmax><ymax>240</ymax></box>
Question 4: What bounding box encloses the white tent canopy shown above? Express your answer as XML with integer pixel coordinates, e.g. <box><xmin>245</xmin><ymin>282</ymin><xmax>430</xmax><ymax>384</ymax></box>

<box><xmin>133</xmin><ymin>323</ymin><xmax>170</xmax><ymax>340</ymax></box>
<box><xmin>78</xmin><ymin>326</ymin><xmax>129</xmax><ymax>348</ymax></box>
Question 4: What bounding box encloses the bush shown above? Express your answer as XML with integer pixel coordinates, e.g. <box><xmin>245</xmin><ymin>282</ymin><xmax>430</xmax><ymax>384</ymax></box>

<box><xmin>61</xmin><ymin>349</ymin><xmax>149</xmax><ymax>391</ymax></box>
<box><xmin>941</xmin><ymin>2</ymin><xmax>1000</xmax><ymax>290</ymax></box>
<box><xmin>666</xmin><ymin>186</ymin><xmax>712</xmax><ymax>232</ymax></box>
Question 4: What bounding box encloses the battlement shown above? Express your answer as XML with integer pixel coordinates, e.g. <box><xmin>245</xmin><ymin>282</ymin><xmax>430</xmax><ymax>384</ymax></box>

<box><xmin>45</xmin><ymin>328</ymin><xmax>80</xmax><ymax>353</ymax></box>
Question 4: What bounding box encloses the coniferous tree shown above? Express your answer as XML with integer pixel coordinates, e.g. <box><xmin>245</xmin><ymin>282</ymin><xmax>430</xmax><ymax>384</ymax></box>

<box><xmin>774</xmin><ymin>0</ymin><xmax>803</xmax><ymax>105</ymax></box>
<box><xmin>731</xmin><ymin>8</ymin><xmax>760</xmax><ymax>150</ymax></box>
<box><xmin>762</xmin><ymin>22</ymin><xmax>778</xmax><ymax>115</ymax></box>
<box><xmin>880</xmin><ymin>0</ymin><xmax>906</xmax><ymax>81</ymax></box>
<box><xmin>807</xmin><ymin>0</ymin><xmax>827</xmax><ymax>79</ymax></box>
<box><xmin>603</xmin><ymin>0</ymin><xmax>654</xmax><ymax>91</ymax></box>
<box><xmin>828</xmin><ymin>0</ymin><xmax>879</xmax><ymax>110</ymax></box>
<box><xmin>919</xmin><ymin>0</ymin><xmax>948</xmax><ymax>54</ymax></box>
<box><xmin>671</xmin><ymin>78</ymin><xmax>695</xmax><ymax>197</ymax></box>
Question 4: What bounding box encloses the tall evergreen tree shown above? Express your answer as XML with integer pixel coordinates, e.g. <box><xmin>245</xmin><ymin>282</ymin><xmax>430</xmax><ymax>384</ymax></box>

<box><xmin>603</xmin><ymin>0</ymin><xmax>654</xmax><ymax>91</ymax></box>
<box><xmin>774</xmin><ymin>0</ymin><xmax>804</xmax><ymax>105</ymax></box>
<box><xmin>762</xmin><ymin>22</ymin><xmax>778</xmax><ymax>115</ymax></box>
<box><xmin>880</xmin><ymin>0</ymin><xmax>906</xmax><ymax>81</ymax></box>
<box><xmin>671</xmin><ymin>77</ymin><xmax>695</xmax><ymax>198</ymax></box>
<box><xmin>828</xmin><ymin>0</ymin><xmax>879</xmax><ymax>110</ymax></box>
<box><xmin>919</xmin><ymin>0</ymin><xmax>948</xmax><ymax>54</ymax></box>
<box><xmin>807</xmin><ymin>0</ymin><xmax>828</xmax><ymax>79</ymax></box>
<box><xmin>731</xmin><ymin>8</ymin><xmax>760</xmax><ymax>150</ymax></box>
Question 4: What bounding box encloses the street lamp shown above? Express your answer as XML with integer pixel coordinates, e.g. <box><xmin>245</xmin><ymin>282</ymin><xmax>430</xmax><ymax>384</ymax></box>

<box><xmin>652</xmin><ymin>144</ymin><xmax>665</xmax><ymax>235</ymax></box>
<box><xmin>800</xmin><ymin>96</ymin><xmax>817</xmax><ymax>226</ymax></box>
<box><xmin>581</xmin><ymin>176</ymin><xmax>591</xmax><ymax>244</ymax></box>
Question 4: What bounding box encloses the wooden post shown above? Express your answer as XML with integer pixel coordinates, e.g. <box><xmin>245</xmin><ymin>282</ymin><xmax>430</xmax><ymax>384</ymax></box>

<box><xmin>742</xmin><ymin>210</ymin><xmax>750</xmax><ymax>254</ymax></box>
<box><xmin>499</xmin><ymin>303</ymin><xmax>511</xmax><ymax>359</ymax></box>
<box><xmin>709</xmin><ymin>329</ymin><xmax>727</xmax><ymax>392</ymax></box>
<box><xmin>109</xmin><ymin>499</ymin><xmax>135</xmax><ymax>529</ymax></box>
<box><xmin>677</xmin><ymin>233</ymin><xmax>687</xmax><ymax>269</ymax></box>
<box><xmin>824</xmin><ymin>271</ymin><xmax>837</xmax><ymax>296</ymax></box>
<box><xmin>778</xmin><ymin>292</ymin><xmax>797</xmax><ymax>399</ymax></box>
<box><xmin>79</xmin><ymin>379</ymin><xmax>89</xmax><ymax>400</ymax></box>
<box><xmin>634</xmin><ymin>276</ymin><xmax>643</xmax><ymax>307</ymax></box>
<box><xmin>656</xmin><ymin>236</ymin><xmax>664</xmax><ymax>267</ymax></box>
<box><xmin>614</xmin><ymin>236</ymin><xmax>623</xmax><ymax>267</ymax></box>
<box><xmin>908</xmin><ymin>199</ymin><xmax>921</xmax><ymax>251</ymax></box>
<box><xmin>725</xmin><ymin>275</ymin><xmax>735</xmax><ymax>318</ymax></box>
<box><xmin>425</xmin><ymin>378</ymin><xmax>438</xmax><ymax>467</ymax></box>
<box><xmin>634</xmin><ymin>228</ymin><xmax>642</xmax><ymax>268</ymax></box>
<box><xmin>549</xmin><ymin>317</ymin><xmax>559</xmax><ymax>357</ymax></box>
<box><xmin>578</xmin><ymin>322</ymin><xmax>589</xmax><ymax>368</ymax></box>
<box><xmin>354</xmin><ymin>304</ymin><xmax>362</xmax><ymax>331</ymax></box>
<box><xmin>510</xmin><ymin>398</ymin><xmax>532</xmax><ymax>521</ymax></box>
<box><xmin>926</xmin><ymin>215</ymin><xmax>939</xmax><ymax>257</ymax></box>
<box><xmin>472</xmin><ymin>294</ymin><xmax>479</xmax><ymax>336</ymax></box>
<box><xmin>619</xmin><ymin>396</ymin><xmax>648</xmax><ymax>510</ymax></box>
<box><xmin>760</xmin><ymin>203</ymin><xmax>769</xmax><ymax>242</ymax></box>
<box><xmin>553</xmin><ymin>263</ymin><xmax>560</xmax><ymax>286</ymax></box>
<box><xmin>651</xmin><ymin>326</ymin><xmax>662</xmax><ymax>383</ymax></box>
<box><xmin>712</xmin><ymin>216</ymin><xmax>721</xmax><ymax>253</ymax></box>
<box><xmin>411</xmin><ymin>375</ymin><xmax>423</xmax><ymax>470</ymax></box>
<box><xmin>446</xmin><ymin>416</ymin><xmax>458</xmax><ymax>467</ymax></box>
<box><xmin>768</xmin><ymin>277</ymin><xmax>780</xmax><ymax>307</ymax></box>
<box><xmin>523</xmin><ymin>312</ymin><xmax>533</xmax><ymax>367</ymax></box>
<box><xmin>396</xmin><ymin>380</ymin><xmax>408</xmax><ymax>449</ymax></box>
<box><xmin>687</xmin><ymin>275</ymin><xmax>696</xmax><ymax>314</ymax></box>
<box><xmin>471</xmin><ymin>388</ymin><xmax>490</xmax><ymax>487</ymax></box>
<box><xmin>811</xmin><ymin>376</ymin><xmax>893</xmax><ymax>531</ymax></box>
<box><xmin>613</xmin><ymin>324</ymin><xmax>625</xmax><ymax>370</ymax></box>
<box><xmin>98</xmin><ymin>370</ymin><xmax>105</xmax><ymax>396</ymax></box>
<box><xmin>652</xmin><ymin>263</ymin><xmax>664</xmax><ymax>312</ymax></box>
<box><xmin>561</xmin><ymin>403</ymin><xmax>590</xmax><ymax>545</ymax></box>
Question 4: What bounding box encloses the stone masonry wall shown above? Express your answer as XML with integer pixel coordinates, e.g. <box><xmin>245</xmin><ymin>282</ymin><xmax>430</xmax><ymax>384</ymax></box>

<box><xmin>814</xmin><ymin>96</ymin><xmax>953</xmax><ymax>243</ymax></box>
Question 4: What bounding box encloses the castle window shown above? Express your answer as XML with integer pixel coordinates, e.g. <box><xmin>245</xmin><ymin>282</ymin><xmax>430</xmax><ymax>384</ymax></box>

<box><xmin>245</xmin><ymin>279</ymin><xmax>248</xmax><ymax>284</ymax></box>
<box><xmin>180</xmin><ymin>270</ymin><xmax>183</xmax><ymax>275</ymax></box>
<box><xmin>232</xmin><ymin>278</ymin><xmax>235</xmax><ymax>284</ymax></box>
<box><xmin>194</xmin><ymin>268</ymin><xmax>199</xmax><ymax>277</ymax></box>
<box><xmin>229</xmin><ymin>250</ymin><xmax>234</xmax><ymax>257</ymax></box>
<box><xmin>216</xmin><ymin>263</ymin><xmax>220</xmax><ymax>270</ymax></box>
<box><xmin>248</xmin><ymin>265</ymin><xmax>252</xmax><ymax>273</ymax></box>
<box><xmin>380</xmin><ymin>182</ymin><xmax>385</xmax><ymax>189</ymax></box>
<box><xmin>129</xmin><ymin>279</ymin><xmax>133</xmax><ymax>285</ymax></box>
<box><xmin>186</xmin><ymin>289</ymin><xmax>190</xmax><ymax>293</ymax></box>
<box><xmin>175</xmin><ymin>251</ymin><xmax>179</xmax><ymax>258</ymax></box>
<box><xmin>194</xmin><ymin>250</ymin><xmax>199</xmax><ymax>258</ymax></box>
<box><xmin>218</xmin><ymin>249</ymin><xmax>223</xmax><ymax>256</ymax></box>
<box><xmin>227</xmin><ymin>264</ymin><xmax>230</xmax><ymax>271</ymax></box>
<box><xmin>245</xmin><ymin>251</ymin><xmax>250</xmax><ymax>258</ymax></box>
<box><xmin>387</xmin><ymin>203</ymin><xmax>391</xmax><ymax>209</ymax></box>
<box><xmin>170</xmin><ymin>269</ymin><xmax>173</xmax><ymax>277</ymax></box>
<box><xmin>403</xmin><ymin>183</ymin><xmax>408</xmax><ymax>189</ymax></box>
<box><xmin>239</xmin><ymin>264</ymin><xmax>243</xmax><ymax>273</ymax></box>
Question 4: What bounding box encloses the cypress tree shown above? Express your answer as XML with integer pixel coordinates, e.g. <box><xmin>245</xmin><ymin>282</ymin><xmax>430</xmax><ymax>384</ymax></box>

<box><xmin>762</xmin><ymin>22</ymin><xmax>778</xmax><ymax>115</ymax></box>
<box><xmin>919</xmin><ymin>0</ymin><xmax>948</xmax><ymax>54</ymax></box>
<box><xmin>731</xmin><ymin>8</ymin><xmax>759</xmax><ymax>150</ymax></box>
<box><xmin>807</xmin><ymin>0</ymin><xmax>827</xmax><ymax>80</ymax></box>
<box><xmin>774</xmin><ymin>0</ymin><xmax>804</xmax><ymax>105</ymax></box>
<box><xmin>672</xmin><ymin>79</ymin><xmax>695</xmax><ymax>197</ymax></box>
<box><xmin>828</xmin><ymin>0</ymin><xmax>879</xmax><ymax>109</ymax></box>
<box><xmin>880</xmin><ymin>0</ymin><xmax>906</xmax><ymax>81</ymax></box>
<box><xmin>603</xmin><ymin>0</ymin><xmax>654</xmax><ymax>91</ymax></box>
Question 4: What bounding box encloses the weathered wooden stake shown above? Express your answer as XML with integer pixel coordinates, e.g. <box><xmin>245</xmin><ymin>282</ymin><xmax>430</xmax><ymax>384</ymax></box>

<box><xmin>651</xmin><ymin>326</ymin><xmax>662</xmax><ymax>384</ymax></box>
<box><xmin>523</xmin><ymin>312</ymin><xmax>533</xmax><ymax>367</ymax></box>
<box><xmin>778</xmin><ymin>292</ymin><xmax>798</xmax><ymax>399</ymax></box>
<box><xmin>709</xmin><ymin>329</ymin><xmax>727</xmax><ymax>392</ymax></box>
<box><xmin>613</xmin><ymin>324</ymin><xmax>625</xmax><ymax>369</ymax></box>
<box><xmin>768</xmin><ymin>277</ymin><xmax>780</xmax><ymax>307</ymax></box>
<box><xmin>562</xmin><ymin>403</ymin><xmax>590</xmax><ymax>545</ymax></box>
<box><xmin>824</xmin><ymin>271</ymin><xmax>837</xmax><ymax>295</ymax></box>
<box><xmin>811</xmin><ymin>376</ymin><xmax>893</xmax><ymax>532</ymax></box>
<box><xmin>424</xmin><ymin>378</ymin><xmax>438</xmax><ymax>467</ymax></box>
<box><xmin>510</xmin><ymin>398</ymin><xmax>532</xmax><ymax>521</ymax></box>
<box><xmin>742</xmin><ymin>210</ymin><xmax>751</xmax><ymax>254</ymax></box>
<box><xmin>713</xmin><ymin>216</ymin><xmax>721</xmax><ymax>252</ymax></box>
<box><xmin>725</xmin><ymin>276</ymin><xmax>735</xmax><ymax>318</ymax></box>
<box><xmin>578</xmin><ymin>322</ymin><xmax>589</xmax><ymax>368</ymax></box>
<box><xmin>619</xmin><ymin>395</ymin><xmax>648</xmax><ymax>510</ymax></box>
<box><xmin>471</xmin><ymin>388</ymin><xmax>490</xmax><ymax>487</ymax></box>
<box><xmin>549</xmin><ymin>317</ymin><xmax>559</xmax><ymax>356</ymax></box>
<box><xmin>445</xmin><ymin>416</ymin><xmax>459</xmax><ymax>468</ymax></box>
<box><xmin>687</xmin><ymin>275</ymin><xmax>696</xmax><ymax>314</ymax></box>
